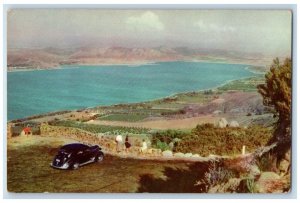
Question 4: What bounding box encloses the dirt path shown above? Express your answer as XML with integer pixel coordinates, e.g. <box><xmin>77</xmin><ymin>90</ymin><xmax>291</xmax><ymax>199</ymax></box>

<box><xmin>86</xmin><ymin>115</ymin><xmax>220</xmax><ymax>130</ymax></box>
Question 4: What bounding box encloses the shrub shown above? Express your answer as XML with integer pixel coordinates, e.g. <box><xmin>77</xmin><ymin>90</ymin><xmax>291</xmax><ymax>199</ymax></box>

<box><xmin>200</xmin><ymin>160</ymin><xmax>237</xmax><ymax>187</ymax></box>
<box><xmin>151</xmin><ymin>130</ymin><xmax>187</xmax><ymax>143</ymax></box>
<box><xmin>173</xmin><ymin>123</ymin><xmax>273</xmax><ymax>156</ymax></box>
<box><xmin>161</xmin><ymin>109</ymin><xmax>185</xmax><ymax>116</ymax></box>
<box><xmin>151</xmin><ymin>129</ymin><xmax>188</xmax><ymax>150</ymax></box>
<box><xmin>246</xmin><ymin>178</ymin><xmax>255</xmax><ymax>193</ymax></box>
<box><xmin>204</xmin><ymin>89</ymin><xmax>213</xmax><ymax>95</ymax></box>
<box><xmin>154</xmin><ymin>140</ymin><xmax>170</xmax><ymax>151</ymax></box>
<box><xmin>193</xmin><ymin>123</ymin><xmax>214</xmax><ymax>132</ymax></box>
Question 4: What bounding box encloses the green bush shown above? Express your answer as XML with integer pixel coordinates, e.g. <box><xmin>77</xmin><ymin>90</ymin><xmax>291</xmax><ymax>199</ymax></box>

<box><xmin>150</xmin><ymin>129</ymin><xmax>189</xmax><ymax>150</ymax></box>
<box><xmin>173</xmin><ymin>124</ymin><xmax>273</xmax><ymax>156</ymax></box>
<box><xmin>154</xmin><ymin>140</ymin><xmax>170</xmax><ymax>151</ymax></box>
<box><xmin>151</xmin><ymin>129</ymin><xmax>188</xmax><ymax>143</ymax></box>
<box><xmin>193</xmin><ymin>123</ymin><xmax>214</xmax><ymax>132</ymax></box>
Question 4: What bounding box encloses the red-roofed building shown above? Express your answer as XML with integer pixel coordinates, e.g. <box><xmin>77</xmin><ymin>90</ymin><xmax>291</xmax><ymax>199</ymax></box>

<box><xmin>23</xmin><ymin>127</ymin><xmax>31</xmax><ymax>136</ymax></box>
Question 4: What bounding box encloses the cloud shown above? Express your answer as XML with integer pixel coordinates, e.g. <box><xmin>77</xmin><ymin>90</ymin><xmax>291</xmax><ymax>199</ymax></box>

<box><xmin>126</xmin><ymin>11</ymin><xmax>164</xmax><ymax>32</ymax></box>
<box><xmin>194</xmin><ymin>20</ymin><xmax>236</xmax><ymax>32</ymax></box>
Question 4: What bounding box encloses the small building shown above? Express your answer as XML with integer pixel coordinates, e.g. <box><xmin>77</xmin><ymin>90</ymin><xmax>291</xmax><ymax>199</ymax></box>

<box><xmin>23</xmin><ymin>127</ymin><xmax>31</xmax><ymax>135</ymax></box>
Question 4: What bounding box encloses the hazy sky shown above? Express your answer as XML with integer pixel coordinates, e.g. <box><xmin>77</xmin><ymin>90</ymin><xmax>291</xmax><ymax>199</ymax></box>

<box><xmin>7</xmin><ymin>9</ymin><xmax>292</xmax><ymax>56</ymax></box>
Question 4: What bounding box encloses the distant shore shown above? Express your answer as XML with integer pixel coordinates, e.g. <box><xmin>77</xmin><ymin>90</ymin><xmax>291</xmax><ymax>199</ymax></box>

<box><xmin>7</xmin><ymin>61</ymin><xmax>157</xmax><ymax>72</ymax></box>
<box><xmin>7</xmin><ymin>59</ymin><xmax>267</xmax><ymax>72</ymax></box>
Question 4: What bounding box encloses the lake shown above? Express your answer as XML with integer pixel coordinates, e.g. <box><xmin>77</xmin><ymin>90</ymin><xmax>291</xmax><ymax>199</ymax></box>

<box><xmin>7</xmin><ymin>61</ymin><xmax>256</xmax><ymax>120</ymax></box>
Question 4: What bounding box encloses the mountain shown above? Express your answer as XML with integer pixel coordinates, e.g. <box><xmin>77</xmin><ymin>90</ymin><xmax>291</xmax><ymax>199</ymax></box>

<box><xmin>7</xmin><ymin>46</ymin><xmax>282</xmax><ymax>70</ymax></box>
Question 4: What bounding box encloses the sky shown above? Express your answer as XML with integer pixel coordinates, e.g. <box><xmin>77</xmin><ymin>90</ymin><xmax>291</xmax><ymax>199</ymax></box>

<box><xmin>7</xmin><ymin>9</ymin><xmax>292</xmax><ymax>56</ymax></box>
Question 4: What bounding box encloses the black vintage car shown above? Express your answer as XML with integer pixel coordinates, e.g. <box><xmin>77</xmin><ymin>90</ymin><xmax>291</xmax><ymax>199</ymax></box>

<box><xmin>51</xmin><ymin>143</ymin><xmax>104</xmax><ymax>170</ymax></box>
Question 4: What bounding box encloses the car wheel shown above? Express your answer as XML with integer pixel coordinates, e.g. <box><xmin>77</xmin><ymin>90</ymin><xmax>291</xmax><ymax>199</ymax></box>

<box><xmin>95</xmin><ymin>153</ymin><xmax>104</xmax><ymax>162</ymax></box>
<box><xmin>72</xmin><ymin>162</ymin><xmax>80</xmax><ymax>170</ymax></box>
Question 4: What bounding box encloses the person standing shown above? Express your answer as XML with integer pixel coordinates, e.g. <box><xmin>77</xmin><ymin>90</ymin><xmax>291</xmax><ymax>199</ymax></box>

<box><xmin>140</xmin><ymin>139</ymin><xmax>147</xmax><ymax>154</ymax></box>
<box><xmin>115</xmin><ymin>134</ymin><xmax>123</xmax><ymax>153</ymax></box>
<box><xmin>125</xmin><ymin>135</ymin><xmax>131</xmax><ymax>153</ymax></box>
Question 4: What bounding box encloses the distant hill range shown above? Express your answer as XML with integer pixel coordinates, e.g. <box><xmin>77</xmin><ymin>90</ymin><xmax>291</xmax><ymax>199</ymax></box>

<box><xmin>7</xmin><ymin>46</ymin><xmax>283</xmax><ymax>70</ymax></box>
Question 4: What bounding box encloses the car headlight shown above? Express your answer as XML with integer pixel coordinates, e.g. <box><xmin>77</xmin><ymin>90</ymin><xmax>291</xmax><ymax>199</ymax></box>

<box><xmin>62</xmin><ymin>162</ymin><xmax>69</xmax><ymax>169</ymax></box>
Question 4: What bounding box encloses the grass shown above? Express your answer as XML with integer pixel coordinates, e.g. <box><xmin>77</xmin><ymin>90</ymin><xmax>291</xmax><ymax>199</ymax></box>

<box><xmin>94</xmin><ymin>105</ymin><xmax>182</xmax><ymax>120</ymax></box>
<box><xmin>97</xmin><ymin>109</ymin><xmax>184</xmax><ymax>122</ymax></box>
<box><xmin>174</xmin><ymin>91</ymin><xmax>214</xmax><ymax>104</ymax></box>
<box><xmin>7</xmin><ymin>135</ymin><xmax>287</xmax><ymax>193</ymax></box>
<box><xmin>7</xmin><ymin>136</ymin><xmax>191</xmax><ymax>193</ymax></box>
<box><xmin>99</xmin><ymin>113</ymin><xmax>149</xmax><ymax>122</ymax></box>
<box><xmin>217</xmin><ymin>76</ymin><xmax>265</xmax><ymax>92</ymax></box>
<box><xmin>50</xmin><ymin>120</ymin><xmax>150</xmax><ymax>134</ymax></box>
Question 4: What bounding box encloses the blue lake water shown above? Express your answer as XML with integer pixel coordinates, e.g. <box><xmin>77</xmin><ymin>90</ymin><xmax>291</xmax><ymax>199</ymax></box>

<box><xmin>7</xmin><ymin>61</ymin><xmax>256</xmax><ymax>120</ymax></box>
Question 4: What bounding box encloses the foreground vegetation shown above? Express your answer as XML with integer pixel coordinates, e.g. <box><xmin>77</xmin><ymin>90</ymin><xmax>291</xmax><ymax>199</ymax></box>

<box><xmin>49</xmin><ymin>120</ymin><xmax>272</xmax><ymax>156</ymax></box>
<box><xmin>149</xmin><ymin>124</ymin><xmax>272</xmax><ymax>156</ymax></box>
<box><xmin>8</xmin><ymin>136</ymin><xmax>290</xmax><ymax>193</ymax></box>
<box><xmin>174</xmin><ymin>124</ymin><xmax>273</xmax><ymax>156</ymax></box>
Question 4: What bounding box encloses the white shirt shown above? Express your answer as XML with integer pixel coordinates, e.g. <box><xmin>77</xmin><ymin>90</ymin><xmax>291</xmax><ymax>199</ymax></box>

<box><xmin>141</xmin><ymin>141</ymin><xmax>147</xmax><ymax>150</ymax></box>
<box><xmin>116</xmin><ymin>135</ymin><xmax>122</xmax><ymax>142</ymax></box>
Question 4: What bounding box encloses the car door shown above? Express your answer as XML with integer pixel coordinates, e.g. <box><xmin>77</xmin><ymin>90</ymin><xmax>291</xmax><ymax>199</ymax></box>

<box><xmin>76</xmin><ymin>150</ymin><xmax>86</xmax><ymax>164</ymax></box>
<box><xmin>82</xmin><ymin>148</ymin><xmax>94</xmax><ymax>162</ymax></box>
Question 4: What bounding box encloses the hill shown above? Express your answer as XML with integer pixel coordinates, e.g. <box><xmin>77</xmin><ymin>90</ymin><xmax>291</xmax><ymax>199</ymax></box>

<box><xmin>7</xmin><ymin>46</ymin><xmax>278</xmax><ymax>70</ymax></box>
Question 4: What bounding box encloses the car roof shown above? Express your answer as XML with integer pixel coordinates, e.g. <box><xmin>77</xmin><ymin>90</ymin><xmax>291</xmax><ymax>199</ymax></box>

<box><xmin>60</xmin><ymin>143</ymin><xmax>89</xmax><ymax>151</ymax></box>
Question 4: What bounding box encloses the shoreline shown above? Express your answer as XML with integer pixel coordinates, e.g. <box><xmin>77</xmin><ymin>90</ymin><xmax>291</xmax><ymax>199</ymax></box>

<box><xmin>8</xmin><ymin>72</ymin><xmax>261</xmax><ymax>122</ymax></box>
<box><xmin>7</xmin><ymin>61</ymin><xmax>158</xmax><ymax>72</ymax></box>
<box><xmin>245</xmin><ymin>66</ymin><xmax>267</xmax><ymax>75</ymax></box>
<box><xmin>7</xmin><ymin>59</ymin><xmax>261</xmax><ymax>73</ymax></box>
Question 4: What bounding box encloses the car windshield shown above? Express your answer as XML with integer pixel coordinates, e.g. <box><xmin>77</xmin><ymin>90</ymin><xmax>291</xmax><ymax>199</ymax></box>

<box><xmin>58</xmin><ymin>150</ymin><xmax>71</xmax><ymax>156</ymax></box>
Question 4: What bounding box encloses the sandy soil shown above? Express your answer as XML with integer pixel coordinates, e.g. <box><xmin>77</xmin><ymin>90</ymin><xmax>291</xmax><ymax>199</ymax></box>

<box><xmin>86</xmin><ymin>115</ymin><xmax>220</xmax><ymax>130</ymax></box>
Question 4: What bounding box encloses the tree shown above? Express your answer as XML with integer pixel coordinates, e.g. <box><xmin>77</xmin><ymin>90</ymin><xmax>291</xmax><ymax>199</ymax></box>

<box><xmin>257</xmin><ymin>57</ymin><xmax>292</xmax><ymax>159</ymax></box>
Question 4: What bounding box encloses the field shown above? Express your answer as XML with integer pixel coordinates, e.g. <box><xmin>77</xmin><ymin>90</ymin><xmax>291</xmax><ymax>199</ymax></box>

<box><xmin>99</xmin><ymin>113</ymin><xmax>149</xmax><ymax>122</ymax></box>
<box><xmin>217</xmin><ymin>76</ymin><xmax>265</xmax><ymax>92</ymax></box>
<box><xmin>49</xmin><ymin>120</ymin><xmax>150</xmax><ymax>134</ymax></box>
<box><xmin>7</xmin><ymin>136</ymin><xmax>207</xmax><ymax>193</ymax></box>
<box><xmin>87</xmin><ymin>115</ymin><xmax>219</xmax><ymax>130</ymax></box>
